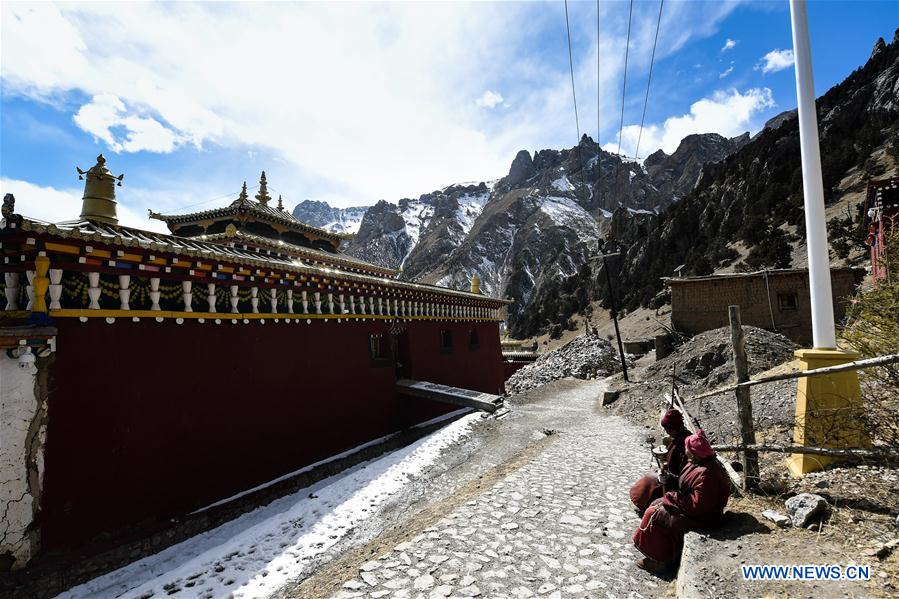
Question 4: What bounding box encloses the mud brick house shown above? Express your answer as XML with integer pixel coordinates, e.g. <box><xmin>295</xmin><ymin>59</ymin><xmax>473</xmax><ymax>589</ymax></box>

<box><xmin>665</xmin><ymin>268</ymin><xmax>864</xmax><ymax>345</ymax></box>
<box><xmin>0</xmin><ymin>156</ymin><xmax>509</xmax><ymax>571</ymax></box>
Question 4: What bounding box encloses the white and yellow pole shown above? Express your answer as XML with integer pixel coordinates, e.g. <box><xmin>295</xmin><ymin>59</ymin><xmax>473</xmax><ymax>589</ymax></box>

<box><xmin>787</xmin><ymin>0</ymin><xmax>868</xmax><ymax>476</ymax></box>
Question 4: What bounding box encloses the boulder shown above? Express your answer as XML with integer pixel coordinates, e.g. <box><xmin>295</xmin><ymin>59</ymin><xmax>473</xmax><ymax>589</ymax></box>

<box><xmin>761</xmin><ymin>510</ymin><xmax>791</xmax><ymax>527</ymax></box>
<box><xmin>785</xmin><ymin>493</ymin><xmax>830</xmax><ymax>528</ymax></box>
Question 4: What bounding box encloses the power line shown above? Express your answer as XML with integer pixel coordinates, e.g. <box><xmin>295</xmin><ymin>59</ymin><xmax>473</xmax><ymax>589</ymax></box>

<box><xmin>563</xmin><ymin>0</ymin><xmax>589</xmax><ymax>207</ymax></box>
<box><xmin>167</xmin><ymin>184</ymin><xmax>260</xmax><ymax>214</ymax></box>
<box><xmin>633</xmin><ymin>0</ymin><xmax>665</xmax><ymax>162</ymax></box>
<box><xmin>613</xmin><ymin>0</ymin><xmax>634</xmax><ymax>205</ymax></box>
<box><xmin>596</xmin><ymin>0</ymin><xmax>602</xmax><ymax>205</ymax></box>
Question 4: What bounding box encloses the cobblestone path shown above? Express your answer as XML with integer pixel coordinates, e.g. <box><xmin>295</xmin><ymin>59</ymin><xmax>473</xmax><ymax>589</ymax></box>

<box><xmin>329</xmin><ymin>382</ymin><xmax>661</xmax><ymax>599</ymax></box>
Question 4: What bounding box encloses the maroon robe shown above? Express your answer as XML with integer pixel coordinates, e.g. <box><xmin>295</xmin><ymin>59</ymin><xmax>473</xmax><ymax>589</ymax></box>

<box><xmin>628</xmin><ymin>428</ymin><xmax>690</xmax><ymax>515</ymax></box>
<box><xmin>632</xmin><ymin>456</ymin><xmax>732</xmax><ymax>563</ymax></box>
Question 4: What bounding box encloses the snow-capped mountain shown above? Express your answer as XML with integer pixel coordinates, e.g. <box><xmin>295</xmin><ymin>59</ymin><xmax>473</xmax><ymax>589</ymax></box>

<box><xmin>291</xmin><ymin>200</ymin><xmax>367</xmax><ymax>235</ymax></box>
<box><xmin>330</xmin><ymin>131</ymin><xmax>744</xmax><ymax>337</ymax></box>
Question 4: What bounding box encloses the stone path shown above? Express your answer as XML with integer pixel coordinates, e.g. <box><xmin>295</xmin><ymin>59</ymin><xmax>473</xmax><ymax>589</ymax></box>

<box><xmin>328</xmin><ymin>381</ymin><xmax>661</xmax><ymax>599</ymax></box>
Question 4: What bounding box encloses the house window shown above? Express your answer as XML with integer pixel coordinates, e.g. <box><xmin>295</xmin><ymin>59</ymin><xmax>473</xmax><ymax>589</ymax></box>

<box><xmin>469</xmin><ymin>328</ymin><xmax>480</xmax><ymax>350</ymax></box>
<box><xmin>440</xmin><ymin>329</ymin><xmax>453</xmax><ymax>354</ymax></box>
<box><xmin>778</xmin><ymin>292</ymin><xmax>799</xmax><ymax>311</ymax></box>
<box><xmin>369</xmin><ymin>334</ymin><xmax>391</xmax><ymax>367</ymax></box>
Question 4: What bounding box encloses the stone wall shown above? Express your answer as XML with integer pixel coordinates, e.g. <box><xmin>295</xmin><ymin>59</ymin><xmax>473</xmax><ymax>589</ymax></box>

<box><xmin>668</xmin><ymin>269</ymin><xmax>864</xmax><ymax>345</ymax></box>
<box><xmin>0</xmin><ymin>349</ymin><xmax>48</xmax><ymax>570</ymax></box>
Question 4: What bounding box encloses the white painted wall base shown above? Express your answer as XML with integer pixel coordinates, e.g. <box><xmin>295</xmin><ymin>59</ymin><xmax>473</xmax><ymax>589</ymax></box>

<box><xmin>0</xmin><ymin>349</ymin><xmax>46</xmax><ymax>569</ymax></box>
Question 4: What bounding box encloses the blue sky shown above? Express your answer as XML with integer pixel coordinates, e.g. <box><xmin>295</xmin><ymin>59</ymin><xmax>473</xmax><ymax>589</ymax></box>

<box><xmin>1</xmin><ymin>1</ymin><xmax>896</xmax><ymax>231</ymax></box>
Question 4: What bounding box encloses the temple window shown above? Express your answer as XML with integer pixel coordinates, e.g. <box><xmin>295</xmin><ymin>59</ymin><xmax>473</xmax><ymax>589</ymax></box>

<box><xmin>369</xmin><ymin>334</ymin><xmax>391</xmax><ymax>367</ymax></box>
<box><xmin>468</xmin><ymin>328</ymin><xmax>480</xmax><ymax>350</ymax></box>
<box><xmin>440</xmin><ymin>329</ymin><xmax>453</xmax><ymax>354</ymax></box>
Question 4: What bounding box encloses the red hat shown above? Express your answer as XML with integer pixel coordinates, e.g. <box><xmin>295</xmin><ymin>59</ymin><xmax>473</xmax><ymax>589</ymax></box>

<box><xmin>660</xmin><ymin>408</ymin><xmax>684</xmax><ymax>429</ymax></box>
<box><xmin>685</xmin><ymin>429</ymin><xmax>715</xmax><ymax>459</ymax></box>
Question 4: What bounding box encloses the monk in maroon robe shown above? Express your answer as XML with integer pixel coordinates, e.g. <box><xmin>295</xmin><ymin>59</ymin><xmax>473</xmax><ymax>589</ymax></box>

<box><xmin>632</xmin><ymin>429</ymin><xmax>731</xmax><ymax>573</ymax></box>
<box><xmin>629</xmin><ymin>408</ymin><xmax>691</xmax><ymax>516</ymax></box>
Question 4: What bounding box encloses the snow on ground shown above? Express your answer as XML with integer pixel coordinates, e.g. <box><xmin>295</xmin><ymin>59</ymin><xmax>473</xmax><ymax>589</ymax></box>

<box><xmin>538</xmin><ymin>196</ymin><xmax>597</xmax><ymax>242</ymax></box>
<box><xmin>550</xmin><ymin>174</ymin><xmax>575</xmax><ymax>193</ymax></box>
<box><xmin>399</xmin><ymin>201</ymin><xmax>434</xmax><ymax>247</ymax></box>
<box><xmin>455</xmin><ymin>192</ymin><xmax>489</xmax><ymax>237</ymax></box>
<box><xmin>627</xmin><ymin>207</ymin><xmax>656</xmax><ymax>215</ymax></box>
<box><xmin>323</xmin><ymin>207</ymin><xmax>367</xmax><ymax>235</ymax></box>
<box><xmin>57</xmin><ymin>413</ymin><xmax>482</xmax><ymax>599</ymax></box>
<box><xmin>397</xmin><ymin>200</ymin><xmax>434</xmax><ymax>268</ymax></box>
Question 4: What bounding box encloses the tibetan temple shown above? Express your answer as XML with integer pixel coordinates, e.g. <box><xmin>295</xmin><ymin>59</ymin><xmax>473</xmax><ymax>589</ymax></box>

<box><xmin>0</xmin><ymin>156</ymin><xmax>509</xmax><ymax>573</ymax></box>
<box><xmin>864</xmin><ymin>177</ymin><xmax>899</xmax><ymax>281</ymax></box>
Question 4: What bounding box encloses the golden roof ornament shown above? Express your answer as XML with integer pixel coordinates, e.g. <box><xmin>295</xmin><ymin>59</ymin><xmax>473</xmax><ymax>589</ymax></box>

<box><xmin>76</xmin><ymin>154</ymin><xmax>123</xmax><ymax>225</ymax></box>
<box><xmin>255</xmin><ymin>171</ymin><xmax>271</xmax><ymax>206</ymax></box>
<box><xmin>237</xmin><ymin>181</ymin><xmax>249</xmax><ymax>204</ymax></box>
<box><xmin>225</xmin><ymin>223</ymin><xmax>238</xmax><ymax>237</ymax></box>
<box><xmin>277</xmin><ymin>194</ymin><xmax>284</xmax><ymax>211</ymax></box>
<box><xmin>470</xmin><ymin>274</ymin><xmax>481</xmax><ymax>295</ymax></box>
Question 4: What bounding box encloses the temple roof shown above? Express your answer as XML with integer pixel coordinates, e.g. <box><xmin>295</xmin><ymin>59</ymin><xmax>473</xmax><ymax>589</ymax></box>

<box><xmin>149</xmin><ymin>178</ymin><xmax>351</xmax><ymax>244</ymax></box>
<box><xmin>12</xmin><ymin>217</ymin><xmax>508</xmax><ymax>304</ymax></box>
<box><xmin>198</xmin><ymin>229</ymin><xmax>398</xmax><ymax>277</ymax></box>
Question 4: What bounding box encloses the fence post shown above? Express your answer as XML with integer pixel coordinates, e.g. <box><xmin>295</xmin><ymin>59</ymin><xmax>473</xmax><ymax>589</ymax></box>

<box><xmin>728</xmin><ymin>305</ymin><xmax>758</xmax><ymax>490</ymax></box>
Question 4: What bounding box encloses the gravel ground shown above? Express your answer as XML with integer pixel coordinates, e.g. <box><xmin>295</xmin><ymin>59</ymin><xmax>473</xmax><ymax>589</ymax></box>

<box><xmin>505</xmin><ymin>335</ymin><xmax>632</xmax><ymax>396</ymax></box>
<box><xmin>608</xmin><ymin>326</ymin><xmax>798</xmax><ymax>447</ymax></box>
<box><xmin>281</xmin><ymin>379</ymin><xmax>667</xmax><ymax>599</ymax></box>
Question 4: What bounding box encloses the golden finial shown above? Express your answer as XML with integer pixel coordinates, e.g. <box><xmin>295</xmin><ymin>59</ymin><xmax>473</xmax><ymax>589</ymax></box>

<box><xmin>225</xmin><ymin>223</ymin><xmax>238</xmax><ymax>237</ymax></box>
<box><xmin>255</xmin><ymin>171</ymin><xmax>271</xmax><ymax>206</ymax></box>
<box><xmin>238</xmin><ymin>181</ymin><xmax>248</xmax><ymax>204</ymax></box>
<box><xmin>76</xmin><ymin>154</ymin><xmax>123</xmax><ymax>225</ymax></box>
<box><xmin>470</xmin><ymin>274</ymin><xmax>481</xmax><ymax>295</ymax></box>
<box><xmin>277</xmin><ymin>194</ymin><xmax>284</xmax><ymax>211</ymax></box>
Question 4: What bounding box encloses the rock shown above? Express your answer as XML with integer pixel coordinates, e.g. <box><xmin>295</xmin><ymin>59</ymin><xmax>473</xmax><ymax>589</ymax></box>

<box><xmin>430</xmin><ymin>586</ymin><xmax>453</xmax><ymax>598</ymax></box>
<box><xmin>785</xmin><ymin>493</ymin><xmax>830</xmax><ymax>528</ymax></box>
<box><xmin>761</xmin><ymin>510</ymin><xmax>791</xmax><ymax>527</ymax></box>
<box><xmin>343</xmin><ymin>580</ymin><xmax>366</xmax><ymax>590</ymax></box>
<box><xmin>414</xmin><ymin>574</ymin><xmax>436</xmax><ymax>590</ymax></box>
<box><xmin>506</xmin><ymin>334</ymin><xmax>630</xmax><ymax>395</ymax></box>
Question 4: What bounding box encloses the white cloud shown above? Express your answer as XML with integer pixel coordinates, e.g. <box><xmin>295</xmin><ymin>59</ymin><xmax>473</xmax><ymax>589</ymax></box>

<box><xmin>603</xmin><ymin>87</ymin><xmax>775</xmax><ymax>159</ymax></box>
<box><xmin>721</xmin><ymin>38</ymin><xmax>738</xmax><ymax>52</ymax></box>
<box><xmin>757</xmin><ymin>49</ymin><xmax>795</xmax><ymax>74</ymax></box>
<box><xmin>1</xmin><ymin>1</ymin><xmax>750</xmax><ymax>207</ymax></box>
<box><xmin>475</xmin><ymin>90</ymin><xmax>504</xmax><ymax>109</ymax></box>
<box><xmin>73</xmin><ymin>94</ymin><xmax>182</xmax><ymax>153</ymax></box>
<box><xmin>0</xmin><ymin>177</ymin><xmax>167</xmax><ymax>232</ymax></box>
<box><xmin>719</xmin><ymin>66</ymin><xmax>734</xmax><ymax>79</ymax></box>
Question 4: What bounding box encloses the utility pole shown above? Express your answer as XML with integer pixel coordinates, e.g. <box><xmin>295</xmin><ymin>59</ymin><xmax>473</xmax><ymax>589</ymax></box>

<box><xmin>598</xmin><ymin>241</ymin><xmax>629</xmax><ymax>382</ymax></box>
<box><xmin>786</xmin><ymin>0</ymin><xmax>866</xmax><ymax>476</ymax></box>
<box><xmin>789</xmin><ymin>0</ymin><xmax>836</xmax><ymax>349</ymax></box>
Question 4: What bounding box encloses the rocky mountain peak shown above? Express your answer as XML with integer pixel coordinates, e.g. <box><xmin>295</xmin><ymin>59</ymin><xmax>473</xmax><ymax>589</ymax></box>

<box><xmin>872</xmin><ymin>36</ymin><xmax>886</xmax><ymax>59</ymax></box>
<box><xmin>643</xmin><ymin>132</ymin><xmax>749</xmax><ymax>201</ymax></box>
<box><xmin>503</xmin><ymin>150</ymin><xmax>536</xmax><ymax>187</ymax></box>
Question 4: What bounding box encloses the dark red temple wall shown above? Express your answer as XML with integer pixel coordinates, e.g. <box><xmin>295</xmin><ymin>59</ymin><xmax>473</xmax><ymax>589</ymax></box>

<box><xmin>404</xmin><ymin>321</ymin><xmax>505</xmax><ymax>396</ymax></box>
<box><xmin>42</xmin><ymin>318</ymin><xmax>502</xmax><ymax>549</ymax></box>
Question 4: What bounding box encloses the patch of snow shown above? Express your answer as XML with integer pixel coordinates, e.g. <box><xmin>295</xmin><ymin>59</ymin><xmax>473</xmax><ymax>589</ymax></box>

<box><xmin>599</xmin><ymin>208</ymin><xmax>613</xmax><ymax>218</ymax></box>
<box><xmin>628</xmin><ymin>170</ymin><xmax>636</xmax><ymax>183</ymax></box>
<box><xmin>322</xmin><ymin>207</ymin><xmax>367</xmax><ymax>235</ymax></box>
<box><xmin>456</xmin><ymin>192</ymin><xmax>490</xmax><ymax>236</ymax></box>
<box><xmin>58</xmin><ymin>413</ymin><xmax>482</xmax><ymax>599</ymax></box>
<box><xmin>551</xmin><ymin>175</ymin><xmax>575</xmax><ymax>193</ymax></box>
<box><xmin>539</xmin><ymin>196</ymin><xmax>595</xmax><ymax>230</ymax></box>
<box><xmin>627</xmin><ymin>207</ymin><xmax>656</xmax><ymax>216</ymax></box>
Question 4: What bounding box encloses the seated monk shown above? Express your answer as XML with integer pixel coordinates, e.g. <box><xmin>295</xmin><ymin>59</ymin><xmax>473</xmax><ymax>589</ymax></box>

<box><xmin>629</xmin><ymin>408</ymin><xmax>691</xmax><ymax>516</ymax></box>
<box><xmin>632</xmin><ymin>429</ymin><xmax>731</xmax><ymax>574</ymax></box>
